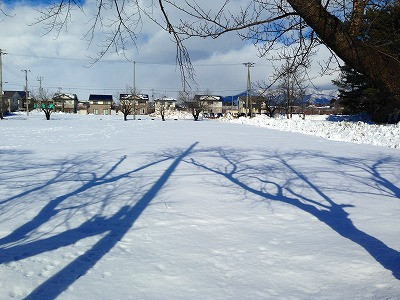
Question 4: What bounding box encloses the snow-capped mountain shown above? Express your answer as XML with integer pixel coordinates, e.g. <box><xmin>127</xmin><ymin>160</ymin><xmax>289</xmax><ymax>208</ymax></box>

<box><xmin>303</xmin><ymin>88</ymin><xmax>339</xmax><ymax>106</ymax></box>
<box><xmin>223</xmin><ymin>88</ymin><xmax>339</xmax><ymax>106</ymax></box>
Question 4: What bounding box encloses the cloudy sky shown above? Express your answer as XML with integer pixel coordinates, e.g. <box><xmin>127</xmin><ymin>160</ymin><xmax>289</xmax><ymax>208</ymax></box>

<box><xmin>0</xmin><ymin>0</ymin><xmax>339</xmax><ymax>100</ymax></box>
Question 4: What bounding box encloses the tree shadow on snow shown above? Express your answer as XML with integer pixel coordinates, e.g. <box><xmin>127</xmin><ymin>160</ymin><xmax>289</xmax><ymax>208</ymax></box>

<box><xmin>0</xmin><ymin>143</ymin><xmax>198</xmax><ymax>299</ymax></box>
<box><xmin>0</xmin><ymin>143</ymin><xmax>399</xmax><ymax>299</ymax></box>
<box><xmin>182</xmin><ymin>146</ymin><xmax>400</xmax><ymax>280</ymax></box>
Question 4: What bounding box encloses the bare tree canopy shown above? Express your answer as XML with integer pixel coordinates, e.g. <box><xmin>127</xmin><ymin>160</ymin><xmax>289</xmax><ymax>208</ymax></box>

<box><xmin>32</xmin><ymin>0</ymin><xmax>400</xmax><ymax>104</ymax></box>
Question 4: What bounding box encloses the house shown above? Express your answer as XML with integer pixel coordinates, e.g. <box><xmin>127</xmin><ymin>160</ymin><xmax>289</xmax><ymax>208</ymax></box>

<box><xmin>53</xmin><ymin>93</ymin><xmax>78</xmax><ymax>113</ymax></box>
<box><xmin>154</xmin><ymin>97</ymin><xmax>177</xmax><ymax>110</ymax></box>
<box><xmin>119</xmin><ymin>93</ymin><xmax>149</xmax><ymax>115</ymax></box>
<box><xmin>237</xmin><ymin>95</ymin><xmax>270</xmax><ymax>116</ymax></box>
<box><xmin>194</xmin><ymin>94</ymin><xmax>223</xmax><ymax>116</ymax></box>
<box><xmin>77</xmin><ymin>101</ymin><xmax>89</xmax><ymax>115</ymax></box>
<box><xmin>88</xmin><ymin>94</ymin><xmax>113</xmax><ymax>115</ymax></box>
<box><xmin>3</xmin><ymin>91</ymin><xmax>30</xmax><ymax>113</ymax></box>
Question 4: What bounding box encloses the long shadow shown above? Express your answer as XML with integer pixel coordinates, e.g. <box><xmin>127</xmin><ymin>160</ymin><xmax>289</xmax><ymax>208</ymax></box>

<box><xmin>322</xmin><ymin>154</ymin><xmax>400</xmax><ymax>199</ymax></box>
<box><xmin>0</xmin><ymin>155</ymin><xmax>171</xmax><ymax>246</ymax></box>
<box><xmin>23</xmin><ymin>142</ymin><xmax>197</xmax><ymax>299</ymax></box>
<box><xmin>0</xmin><ymin>156</ymin><xmax>95</xmax><ymax>206</ymax></box>
<box><xmin>187</xmin><ymin>147</ymin><xmax>400</xmax><ymax>280</ymax></box>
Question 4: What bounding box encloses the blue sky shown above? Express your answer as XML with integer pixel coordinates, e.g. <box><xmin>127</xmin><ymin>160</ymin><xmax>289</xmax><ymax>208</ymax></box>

<box><xmin>3</xmin><ymin>0</ymin><xmax>85</xmax><ymax>6</ymax></box>
<box><xmin>0</xmin><ymin>0</ymin><xmax>338</xmax><ymax>100</ymax></box>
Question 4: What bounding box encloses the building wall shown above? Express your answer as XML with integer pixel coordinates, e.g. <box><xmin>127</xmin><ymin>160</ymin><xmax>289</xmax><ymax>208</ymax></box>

<box><xmin>8</xmin><ymin>95</ymin><xmax>20</xmax><ymax>112</ymax></box>
<box><xmin>88</xmin><ymin>104</ymin><xmax>112</xmax><ymax>115</ymax></box>
<box><xmin>54</xmin><ymin>99</ymin><xmax>78</xmax><ymax>113</ymax></box>
<box><xmin>135</xmin><ymin>101</ymin><xmax>148</xmax><ymax>115</ymax></box>
<box><xmin>203</xmin><ymin>101</ymin><xmax>222</xmax><ymax>114</ymax></box>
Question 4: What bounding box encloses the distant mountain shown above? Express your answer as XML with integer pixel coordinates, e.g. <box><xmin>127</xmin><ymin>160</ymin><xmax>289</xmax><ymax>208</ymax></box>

<box><xmin>222</xmin><ymin>88</ymin><xmax>338</xmax><ymax>106</ymax></box>
<box><xmin>302</xmin><ymin>88</ymin><xmax>338</xmax><ymax>106</ymax></box>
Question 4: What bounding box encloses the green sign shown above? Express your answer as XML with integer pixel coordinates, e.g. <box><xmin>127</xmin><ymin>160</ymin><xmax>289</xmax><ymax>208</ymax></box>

<box><xmin>34</xmin><ymin>102</ymin><xmax>55</xmax><ymax>109</ymax></box>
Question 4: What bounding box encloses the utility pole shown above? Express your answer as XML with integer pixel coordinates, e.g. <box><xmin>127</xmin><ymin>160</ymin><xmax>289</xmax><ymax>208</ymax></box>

<box><xmin>22</xmin><ymin>69</ymin><xmax>30</xmax><ymax>116</ymax></box>
<box><xmin>57</xmin><ymin>87</ymin><xmax>63</xmax><ymax>112</ymax></box>
<box><xmin>37</xmin><ymin>77</ymin><xmax>44</xmax><ymax>96</ymax></box>
<box><xmin>133</xmin><ymin>60</ymin><xmax>136</xmax><ymax>120</ymax></box>
<box><xmin>0</xmin><ymin>49</ymin><xmax>4</xmax><ymax>120</ymax></box>
<box><xmin>243</xmin><ymin>62</ymin><xmax>255</xmax><ymax>117</ymax></box>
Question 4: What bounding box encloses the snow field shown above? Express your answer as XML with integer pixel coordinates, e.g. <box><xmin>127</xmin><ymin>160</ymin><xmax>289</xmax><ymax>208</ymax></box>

<box><xmin>0</xmin><ymin>112</ymin><xmax>399</xmax><ymax>299</ymax></box>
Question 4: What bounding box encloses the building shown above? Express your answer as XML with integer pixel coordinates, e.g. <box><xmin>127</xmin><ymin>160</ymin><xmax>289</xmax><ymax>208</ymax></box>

<box><xmin>3</xmin><ymin>91</ymin><xmax>22</xmax><ymax>113</ymax></box>
<box><xmin>3</xmin><ymin>91</ymin><xmax>30</xmax><ymax>113</ymax></box>
<box><xmin>53</xmin><ymin>93</ymin><xmax>78</xmax><ymax>113</ymax></box>
<box><xmin>77</xmin><ymin>101</ymin><xmax>89</xmax><ymax>114</ymax></box>
<box><xmin>154</xmin><ymin>97</ymin><xmax>177</xmax><ymax>110</ymax></box>
<box><xmin>88</xmin><ymin>94</ymin><xmax>113</xmax><ymax>115</ymax></box>
<box><xmin>119</xmin><ymin>93</ymin><xmax>149</xmax><ymax>115</ymax></box>
<box><xmin>194</xmin><ymin>95</ymin><xmax>223</xmax><ymax>116</ymax></box>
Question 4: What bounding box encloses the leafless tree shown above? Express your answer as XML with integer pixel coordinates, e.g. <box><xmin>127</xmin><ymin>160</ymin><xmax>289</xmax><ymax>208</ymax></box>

<box><xmin>117</xmin><ymin>86</ymin><xmax>141</xmax><ymax>121</ymax></box>
<box><xmin>154</xmin><ymin>94</ymin><xmax>170</xmax><ymax>121</ymax></box>
<box><xmin>119</xmin><ymin>94</ymin><xmax>134</xmax><ymax>121</ymax></box>
<box><xmin>274</xmin><ymin>54</ymin><xmax>308</xmax><ymax>119</ymax></box>
<box><xmin>251</xmin><ymin>90</ymin><xmax>280</xmax><ymax>118</ymax></box>
<box><xmin>157</xmin><ymin>101</ymin><xmax>167</xmax><ymax>121</ymax></box>
<box><xmin>178</xmin><ymin>90</ymin><xmax>209</xmax><ymax>121</ymax></box>
<box><xmin>33</xmin><ymin>89</ymin><xmax>55</xmax><ymax>120</ymax></box>
<box><xmin>33</xmin><ymin>1</ymin><xmax>400</xmax><ymax>106</ymax></box>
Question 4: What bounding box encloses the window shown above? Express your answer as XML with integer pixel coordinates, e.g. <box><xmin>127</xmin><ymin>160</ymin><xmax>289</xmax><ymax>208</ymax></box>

<box><xmin>94</xmin><ymin>109</ymin><xmax>99</xmax><ymax>115</ymax></box>
<box><xmin>103</xmin><ymin>109</ymin><xmax>109</xmax><ymax>115</ymax></box>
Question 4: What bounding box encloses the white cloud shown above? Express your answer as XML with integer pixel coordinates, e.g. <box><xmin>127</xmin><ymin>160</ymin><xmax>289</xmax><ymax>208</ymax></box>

<box><xmin>0</xmin><ymin>1</ymin><xmax>339</xmax><ymax>100</ymax></box>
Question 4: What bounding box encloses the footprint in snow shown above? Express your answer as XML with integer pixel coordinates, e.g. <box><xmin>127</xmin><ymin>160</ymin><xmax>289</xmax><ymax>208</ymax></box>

<box><xmin>102</xmin><ymin>271</ymin><xmax>111</xmax><ymax>278</ymax></box>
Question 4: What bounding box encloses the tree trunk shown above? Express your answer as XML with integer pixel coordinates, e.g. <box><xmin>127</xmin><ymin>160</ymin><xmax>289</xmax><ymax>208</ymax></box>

<box><xmin>287</xmin><ymin>0</ymin><xmax>400</xmax><ymax>103</ymax></box>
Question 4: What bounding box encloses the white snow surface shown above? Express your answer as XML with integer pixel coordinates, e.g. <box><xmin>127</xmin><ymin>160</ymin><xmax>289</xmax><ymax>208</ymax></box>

<box><xmin>0</xmin><ymin>112</ymin><xmax>399</xmax><ymax>299</ymax></box>
<box><xmin>222</xmin><ymin>114</ymin><xmax>400</xmax><ymax>148</ymax></box>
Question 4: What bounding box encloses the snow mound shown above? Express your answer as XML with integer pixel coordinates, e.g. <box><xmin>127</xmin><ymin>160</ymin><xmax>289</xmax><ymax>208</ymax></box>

<box><xmin>149</xmin><ymin>111</ymin><xmax>195</xmax><ymax>120</ymax></box>
<box><xmin>221</xmin><ymin>114</ymin><xmax>400</xmax><ymax>148</ymax></box>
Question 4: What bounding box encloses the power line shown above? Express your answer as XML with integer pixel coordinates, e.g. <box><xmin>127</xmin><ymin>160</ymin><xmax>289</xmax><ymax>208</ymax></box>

<box><xmin>6</xmin><ymin>52</ymin><xmax>269</xmax><ymax>67</ymax></box>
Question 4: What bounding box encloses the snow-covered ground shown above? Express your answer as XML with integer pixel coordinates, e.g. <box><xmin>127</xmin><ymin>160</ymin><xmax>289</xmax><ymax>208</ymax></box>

<box><xmin>0</xmin><ymin>112</ymin><xmax>399</xmax><ymax>299</ymax></box>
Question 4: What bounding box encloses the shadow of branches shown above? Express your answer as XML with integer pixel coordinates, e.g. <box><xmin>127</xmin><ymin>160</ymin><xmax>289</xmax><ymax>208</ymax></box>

<box><xmin>0</xmin><ymin>143</ymin><xmax>198</xmax><ymax>299</ymax></box>
<box><xmin>183</xmin><ymin>146</ymin><xmax>400</xmax><ymax>280</ymax></box>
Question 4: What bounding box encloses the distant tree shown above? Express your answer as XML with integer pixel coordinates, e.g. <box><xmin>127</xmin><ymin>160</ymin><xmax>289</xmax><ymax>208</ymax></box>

<box><xmin>155</xmin><ymin>97</ymin><xmax>168</xmax><ymax>121</ymax></box>
<box><xmin>178</xmin><ymin>90</ymin><xmax>209</xmax><ymax>121</ymax></box>
<box><xmin>274</xmin><ymin>55</ymin><xmax>308</xmax><ymax>119</ymax></box>
<box><xmin>264</xmin><ymin>90</ymin><xmax>282</xmax><ymax>118</ymax></box>
<box><xmin>33</xmin><ymin>89</ymin><xmax>54</xmax><ymax>120</ymax></box>
<box><xmin>119</xmin><ymin>94</ymin><xmax>134</xmax><ymax>121</ymax></box>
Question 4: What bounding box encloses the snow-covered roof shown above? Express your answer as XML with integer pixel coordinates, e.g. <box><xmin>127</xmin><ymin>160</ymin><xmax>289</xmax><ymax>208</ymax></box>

<box><xmin>120</xmin><ymin>94</ymin><xmax>149</xmax><ymax>100</ymax></box>
<box><xmin>195</xmin><ymin>95</ymin><xmax>222</xmax><ymax>101</ymax></box>
<box><xmin>53</xmin><ymin>93</ymin><xmax>78</xmax><ymax>100</ymax></box>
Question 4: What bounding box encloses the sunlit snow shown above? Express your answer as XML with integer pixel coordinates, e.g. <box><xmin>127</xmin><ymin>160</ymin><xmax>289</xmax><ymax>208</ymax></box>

<box><xmin>0</xmin><ymin>112</ymin><xmax>399</xmax><ymax>299</ymax></box>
